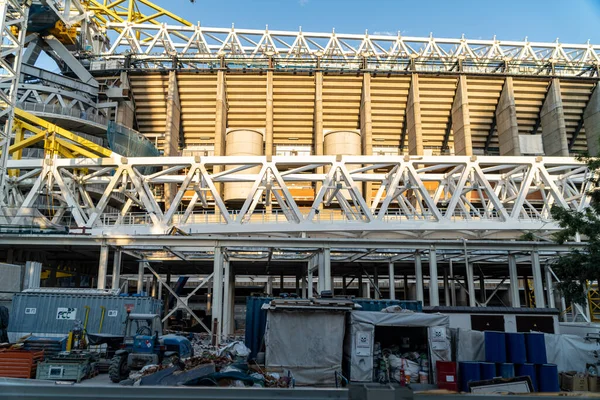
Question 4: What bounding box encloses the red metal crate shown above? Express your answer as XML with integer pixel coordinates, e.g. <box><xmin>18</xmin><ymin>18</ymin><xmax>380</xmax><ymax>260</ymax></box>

<box><xmin>0</xmin><ymin>350</ymin><xmax>45</xmax><ymax>379</ymax></box>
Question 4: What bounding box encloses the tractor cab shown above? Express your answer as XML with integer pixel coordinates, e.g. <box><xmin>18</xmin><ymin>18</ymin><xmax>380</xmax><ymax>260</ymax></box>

<box><xmin>109</xmin><ymin>312</ymin><xmax>193</xmax><ymax>383</ymax></box>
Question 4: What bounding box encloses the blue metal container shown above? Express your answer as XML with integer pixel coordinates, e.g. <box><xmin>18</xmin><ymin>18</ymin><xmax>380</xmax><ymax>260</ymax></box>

<box><xmin>352</xmin><ymin>299</ymin><xmax>422</xmax><ymax>312</ymax></box>
<box><xmin>525</xmin><ymin>332</ymin><xmax>547</xmax><ymax>364</ymax></box>
<box><xmin>484</xmin><ymin>331</ymin><xmax>506</xmax><ymax>363</ymax></box>
<box><xmin>480</xmin><ymin>362</ymin><xmax>496</xmax><ymax>380</ymax></box>
<box><xmin>459</xmin><ymin>362</ymin><xmax>481</xmax><ymax>392</ymax></box>
<box><xmin>8</xmin><ymin>293</ymin><xmax>162</xmax><ymax>340</ymax></box>
<box><xmin>516</xmin><ymin>363</ymin><xmax>538</xmax><ymax>392</ymax></box>
<box><xmin>538</xmin><ymin>364</ymin><xmax>559</xmax><ymax>392</ymax></box>
<box><xmin>506</xmin><ymin>332</ymin><xmax>527</xmax><ymax>364</ymax></box>
<box><xmin>497</xmin><ymin>363</ymin><xmax>515</xmax><ymax>378</ymax></box>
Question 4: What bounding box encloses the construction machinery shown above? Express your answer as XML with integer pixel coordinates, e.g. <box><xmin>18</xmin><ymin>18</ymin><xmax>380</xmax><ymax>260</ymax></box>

<box><xmin>108</xmin><ymin>312</ymin><xmax>193</xmax><ymax>383</ymax></box>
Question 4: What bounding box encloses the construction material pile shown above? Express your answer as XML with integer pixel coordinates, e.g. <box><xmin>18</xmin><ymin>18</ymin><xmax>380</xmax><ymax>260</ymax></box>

<box><xmin>373</xmin><ymin>344</ymin><xmax>430</xmax><ymax>385</ymax></box>
<box><xmin>125</xmin><ymin>340</ymin><xmax>292</xmax><ymax>388</ymax></box>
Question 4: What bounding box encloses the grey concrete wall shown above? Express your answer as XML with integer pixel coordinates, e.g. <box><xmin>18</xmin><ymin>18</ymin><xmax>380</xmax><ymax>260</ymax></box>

<box><xmin>451</xmin><ymin>75</ymin><xmax>473</xmax><ymax>156</ymax></box>
<box><xmin>540</xmin><ymin>79</ymin><xmax>569</xmax><ymax>156</ymax></box>
<box><xmin>496</xmin><ymin>77</ymin><xmax>521</xmax><ymax>156</ymax></box>
<box><xmin>585</xmin><ymin>84</ymin><xmax>600</xmax><ymax>156</ymax></box>
<box><xmin>407</xmin><ymin>74</ymin><xmax>424</xmax><ymax>155</ymax></box>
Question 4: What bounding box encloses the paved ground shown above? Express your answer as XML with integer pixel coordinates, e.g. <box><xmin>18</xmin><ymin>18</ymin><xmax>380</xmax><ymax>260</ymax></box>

<box><xmin>77</xmin><ymin>373</ymin><xmax>113</xmax><ymax>386</ymax></box>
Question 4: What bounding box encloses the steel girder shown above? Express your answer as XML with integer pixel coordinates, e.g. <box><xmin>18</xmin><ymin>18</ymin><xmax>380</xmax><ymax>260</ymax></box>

<box><xmin>0</xmin><ymin>0</ymin><xmax>29</xmax><ymax>214</ymax></box>
<box><xmin>100</xmin><ymin>23</ymin><xmax>600</xmax><ymax>77</ymax></box>
<box><xmin>2</xmin><ymin>155</ymin><xmax>591</xmax><ymax>239</ymax></box>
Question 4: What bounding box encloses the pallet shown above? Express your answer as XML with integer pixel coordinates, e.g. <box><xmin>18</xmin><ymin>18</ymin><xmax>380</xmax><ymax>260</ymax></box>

<box><xmin>0</xmin><ymin>350</ymin><xmax>44</xmax><ymax>379</ymax></box>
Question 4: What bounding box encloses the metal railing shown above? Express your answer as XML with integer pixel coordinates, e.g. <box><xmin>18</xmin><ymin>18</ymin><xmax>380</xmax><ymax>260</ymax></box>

<box><xmin>18</xmin><ymin>102</ymin><xmax>108</xmax><ymax>126</ymax></box>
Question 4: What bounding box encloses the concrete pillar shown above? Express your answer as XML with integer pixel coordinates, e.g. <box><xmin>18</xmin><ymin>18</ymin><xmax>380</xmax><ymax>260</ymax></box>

<box><xmin>458</xmin><ymin>286</ymin><xmax>468</xmax><ymax>306</ymax></box>
<box><xmin>451</xmin><ymin>75</ymin><xmax>473</xmax><ymax>155</ymax></box>
<box><xmin>301</xmin><ymin>274</ymin><xmax>307</xmax><ymax>298</ymax></box>
<box><xmin>531</xmin><ymin>251</ymin><xmax>546</xmax><ymax>308</ymax></box>
<box><xmin>496</xmin><ymin>77</ymin><xmax>521</xmax><ymax>156</ymax></box>
<box><xmin>443</xmin><ymin>268</ymin><xmax>450</xmax><ymax>306</ymax></box>
<box><xmin>584</xmin><ymin>84</ymin><xmax>600</xmax><ymax>156</ymax></box>
<box><xmin>363</xmin><ymin>281</ymin><xmax>371</xmax><ymax>299</ymax></box>
<box><xmin>145</xmin><ymin>276</ymin><xmax>152</xmax><ymax>297</ymax></box>
<box><xmin>223</xmin><ymin>260</ymin><xmax>234</xmax><ymax>336</ymax></box>
<box><xmin>322</xmin><ymin>249</ymin><xmax>332</xmax><ymax>292</ymax></box>
<box><xmin>24</xmin><ymin>261</ymin><xmax>42</xmax><ymax>289</ymax></box>
<box><xmin>111</xmin><ymin>249</ymin><xmax>122</xmax><ymax>290</ymax></box>
<box><xmin>407</xmin><ymin>74</ymin><xmax>424</xmax><ymax>155</ymax></box>
<box><xmin>415</xmin><ymin>251</ymin><xmax>424</xmax><ymax>304</ymax></box>
<box><xmin>540</xmin><ymin>78</ymin><xmax>569</xmax><ymax>156</ymax></box>
<box><xmin>265</xmin><ymin>70</ymin><xmax>274</xmax><ymax>157</ymax></box>
<box><xmin>314</xmin><ymin>71</ymin><xmax>324</xmax><ymax>199</ymax></box>
<box><xmin>212</xmin><ymin>247</ymin><xmax>224</xmax><ymax>342</ymax></box>
<box><xmin>388</xmin><ymin>262</ymin><xmax>395</xmax><ymax>300</ymax></box>
<box><xmin>307</xmin><ymin>264</ymin><xmax>314</xmax><ymax>298</ymax></box>
<box><xmin>429</xmin><ymin>246</ymin><xmax>439</xmax><ymax>306</ymax></box>
<box><xmin>116</xmin><ymin>101</ymin><xmax>135</xmax><ymax>128</ymax></box>
<box><xmin>137</xmin><ymin>261</ymin><xmax>145</xmax><ymax>294</ymax></box>
<box><xmin>266</xmin><ymin>276</ymin><xmax>273</xmax><ymax>295</ymax></box>
<box><xmin>449</xmin><ymin>259</ymin><xmax>456</xmax><ymax>306</ymax></box>
<box><xmin>164</xmin><ymin>70</ymin><xmax>182</xmax><ymax>209</ymax></box>
<box><xmin>508</xmin><ymin>254</ymin><xmax>521</xmax><ymax>307</ymax></box>
<box><xmin>97</xmin><ymin>245</ymin><xmax>109</xmax><ymax>290</ymax></box>
<box><xmin>545</xmin><ymin>264</ymin><xmax>556</xmax><ymax>309</ymax></box>
<box><xmin>361</xmin><ymin>72</ymin><xmax>373</xmax><ymax>203</ymax></box>
<box><xmin>213</xmin><ymin>70</ymin><xmax>227</xmax><ymax>197</ymax></box>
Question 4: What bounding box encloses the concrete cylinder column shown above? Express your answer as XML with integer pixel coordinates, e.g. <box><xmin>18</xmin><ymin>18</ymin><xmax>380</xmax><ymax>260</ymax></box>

<box><xmin>388</xmin><ymin>262</ymin><xmax>395</xmax><ymax>300</ymax></box>
<box><xmin>136</xmin><ymin>260</ymin><xmax>145</xmax><ymax>295</ymax></box>
<box><xmin>111</xmin><ymin>249</ymin><xmax>122</xmax><ymax>290</ymax></box>
<box><xmin>531</xmin><ymin>250</ymin><xmax>546</xmax><ymax>308</ymax></box>
<box><xmin>508</xmin><ymin>254</ymin><xmax>521</xmax><ymax>307</ymax></box>
<box><xmin>415</xmin><ymin>251</ymin><xmax>424</xmax><ymax>303</ymax></box>
<box><xmin>429</xmin><ymin>246</ymin><xmax>439</xmax><ymax>306</ymax></box>
<box><xmin>97</xmin><ymin>245</ymin><xmax>109</xmax><ymax>290</ymax></box>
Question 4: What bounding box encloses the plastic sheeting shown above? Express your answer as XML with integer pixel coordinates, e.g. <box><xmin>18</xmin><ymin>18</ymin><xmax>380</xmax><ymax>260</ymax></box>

<box><xmin>345</xmin><ymin>311</ymin><xmax>450</xmax><ymax>382</ymax></box>
<box><xmin>455</xmin><ymin>329</ymin><xmax>600</xmax><ymax>373</ymax></box>
<box><xmin>265</xmin><ymin>310</ymin><xmax>346</xmax><ymax>386</ymax></box>
<box><xmin>0</xmin><ymin>264</ymin><xmax>22</xmax><ymax>300</ymax></box>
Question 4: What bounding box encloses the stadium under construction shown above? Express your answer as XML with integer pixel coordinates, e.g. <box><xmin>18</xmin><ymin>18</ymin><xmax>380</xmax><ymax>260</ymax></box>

<box><xmin>1</xmin><ymin>0</ymin><xmax>600</xmax><ymax>340</ymax></box>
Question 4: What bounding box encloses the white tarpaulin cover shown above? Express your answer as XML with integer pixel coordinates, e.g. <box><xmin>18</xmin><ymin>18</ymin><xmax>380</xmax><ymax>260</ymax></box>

<box><xmin>345</xmin><ymin>311</ymin><xmax>450</xmax><ymax>382</ymax></box>
<box><xmin>455</xmin><ymin>329</ymin><xmax>600</xmax><ymax>372</ymax></box>
<box><xmin>264</xmin><ymin>310</ymin><xmax>346</xmax><ymax>386</ymax></box>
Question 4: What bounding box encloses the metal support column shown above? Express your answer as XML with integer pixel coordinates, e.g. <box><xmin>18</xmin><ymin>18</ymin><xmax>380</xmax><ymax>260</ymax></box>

<box><xmin>429</xmin><ymin>246</ymin><xmax>439</xmax><ymax>306</ymax></box>
<box><xmin>97</xmin><ymin>245</ymin><xmax>109</xmax><ymax>290</ymax></box>
<box><xmin>307</xmin><ymin>263</ymin><xmax>314</xmax><ymax>298</ymax></box>
<box><xmin>508</xmin><ymin>254</ymin><xmax>521</xmax><ymax>307</ymax></box>
<box><xmin>323</xmin><ymin>248</ymin><xmax>332</xmax><ymax>292</ymax></box>
<box><xmin>449</xmin><ymin>259</ymin><xmax>456</xmax><ymax>306</ymax></box>
<box><xmin>388</xmin><ymin>262</ymin><xmax>395</xmax><ymax>300</ymax></box>
<box><xmin>266</xmin><ymin>276</ymin><xmax>273</xmax><ymax>295</ymax></box>
<box><xmin>464</xmin><ymin>240</ymin><xmax>476</xmax><ymax>307</ymax></box>
<box><xmin>480</xmin><ymin>274</ymin><xmax>486</xmax><ymax>304</ymax></box>
<box><xmin>301</xmin><ymin>273</ymin><xmax>307</xmax><ymax>298</ymax></box>
<box><xmin>403</xmin><ymin>274</ymin><xmax>408</xmax><ymax>300</ymax></box>
<box><xmin>545</xmin><ymin>263</ymin><xmax>555</xmax><ymax>309</ymax></box>
<box><xmin>373</xmin><ymin>266</ymin><xmax>380</xmax><ymax>300</ymax></box>
<box><xmin>111</xmin><ymin>249</ymin><xmax>122</xmax><ymax>290</ymax></box>
<box><xmin>212</xmin><ymin>247</ymin><xmax>224</xmax><ymax>343</ymax></box>
<box><xmin>531</xmin><ymin>250</ymin><xmax>546</xmax><ymax>308</ymax></box>
<box><xmin>137</xmin><ymin>260</ymin><xmax>145</xmax><ymax>294</ymax></box>
<box><xmin>415</xmin><ymin>251</ymin><xmax>424</xmax><ymax>303</ymax></box>
<box><xmin>444</xmin><ymin>268</ymin><xmax>450</xmax><ymax>306</ymax></box>
<box><xmin>223</xmin><ymin>259</ymin><xmax>232</xmax><ymax>336</ymax></box>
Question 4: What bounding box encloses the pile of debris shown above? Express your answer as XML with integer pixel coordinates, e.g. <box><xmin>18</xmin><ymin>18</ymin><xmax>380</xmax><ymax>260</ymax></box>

<box><xmin>125</xmin><ymin>341</ymin><xmax>292</xmax><ymax>388</ymax></box>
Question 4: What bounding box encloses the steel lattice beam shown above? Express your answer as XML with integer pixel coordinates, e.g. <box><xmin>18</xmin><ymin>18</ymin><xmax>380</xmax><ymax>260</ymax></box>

<box><xmin>2</xmin><ymin>155</ymin><xmax>592</xmax><ymax>239</ymax></box>
<box><xmin>98</xmin><ymin>23</ymin><xmax>600</xmax><ymax>77</ymax></box>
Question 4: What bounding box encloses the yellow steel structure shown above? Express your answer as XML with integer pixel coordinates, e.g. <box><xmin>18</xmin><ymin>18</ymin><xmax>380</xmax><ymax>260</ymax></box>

<box><xmin>8</xmin><ymin>109</ymin><xmax>114</xmax><ymax>170</ymax></box>
<box><xmin>82</xmin><ymin>0</ymin><xmax>191</xmax><ymax>28</ymax></box>
<box><xmin>588</xmin><ymin>284</ymin><xmax>600</xmax><ymax>322</ymax></box>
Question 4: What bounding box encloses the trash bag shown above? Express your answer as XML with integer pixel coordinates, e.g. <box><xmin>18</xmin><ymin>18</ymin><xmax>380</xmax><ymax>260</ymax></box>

<box><xmin>218</xmin><ymin>341</ymin><xmax>251</xmax><ymax>359</ymax></box>
<box><xmin>0</xmin><ymin>306</ymin><xmax>8</xmax><ymax>330</ymax></box>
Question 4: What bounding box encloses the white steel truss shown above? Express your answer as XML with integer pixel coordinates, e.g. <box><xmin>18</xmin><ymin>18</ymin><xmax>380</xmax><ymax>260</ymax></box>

<box><xmin>0</xmin><ymin>0</ymin><xmax>29</xmax><ymax>214</ymax></box>
<box><xmin>2</xmin><ymin>155</ymin><xmax>592</xmax><ymax>239</ymax></box>
<box><xmin>100</xmin><ymin>23</ymin><xmax>600</xmax><ymax>77</ymax></box>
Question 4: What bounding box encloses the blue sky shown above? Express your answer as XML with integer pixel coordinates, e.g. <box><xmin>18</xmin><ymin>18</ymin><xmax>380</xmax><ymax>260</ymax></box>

<box><xmin>164</xmin><ymin>0</ymin><xmax>600</xmax><ymax>44</ymax></box>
